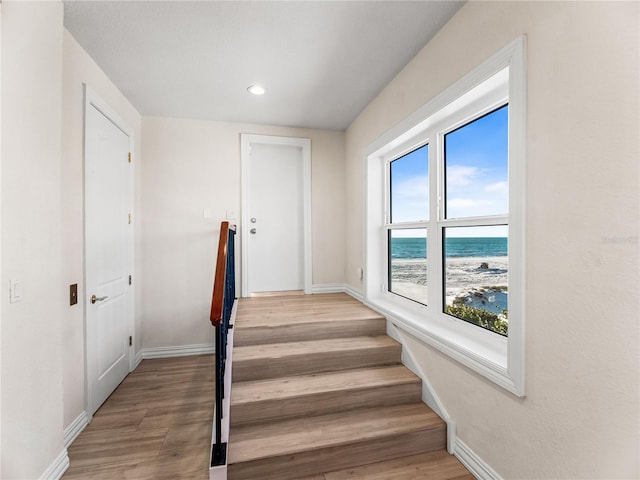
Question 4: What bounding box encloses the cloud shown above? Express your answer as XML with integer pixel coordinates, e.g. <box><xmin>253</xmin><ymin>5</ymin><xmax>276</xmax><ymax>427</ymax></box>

<box><xmin>392</xmin><ymin>176</ymin><xmax>429</xmax><ymax>222</ymax></box>
<box><xmin>485</xmin><ymin>181</ymin><xmax>508</xmax><ymax>193</ymax></box>
<box><xmin>447</xmin><ymin>198</ymin><xmax>492</xmax><ymax>208</ymax></box>
<box><xmin>446</xmin><ymin>165</ymin><xmax>480</xmax><ymax>187</ymax></box>
<box><xmin>394</xmin><ymin>175</ymin><xmax>428</xmax><ymax>198</ymax></box>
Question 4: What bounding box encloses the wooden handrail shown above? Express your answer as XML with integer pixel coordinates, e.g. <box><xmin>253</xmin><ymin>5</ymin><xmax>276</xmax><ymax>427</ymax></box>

<box><xmin>210</xmin><ymin>221</ymin><xmax>235</xmax><ymax>326</ymax></box>
<box><xmin>209</xmin><ymin>221</ymin><xmax>237</xmax><ymax>467</ymax></box>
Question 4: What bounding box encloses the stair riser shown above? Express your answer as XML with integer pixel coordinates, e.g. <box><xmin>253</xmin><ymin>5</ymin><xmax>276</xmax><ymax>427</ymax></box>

<box><xmin>232</xmin><ymin>345</ymin><xmax>402</xmax><ymax>382</ymax></box>
<box><xmin>231</xmin><ymin>381</ymin><xmax>422</xmax><ymax>427</ymax></box>
<box><xmin>234</xmin><ymin>318</ymin><xmax>386</xmax><ymax>346</ymax></box>
<box><xmin>228</xmin><ymin>426</ymin><xmax>446</xmax><ymax>480</ymax></box>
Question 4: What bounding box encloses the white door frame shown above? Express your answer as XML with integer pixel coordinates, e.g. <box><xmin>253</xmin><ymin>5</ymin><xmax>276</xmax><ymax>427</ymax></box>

<box><xmin>240</xmin><ymin>134</ymin><xmax>312</xmax><ymax>297</ymax></box>
<box><xmin>83</xmin><ymin>85</ymin><xmax>135</xmax><ymax>417</ymax></box>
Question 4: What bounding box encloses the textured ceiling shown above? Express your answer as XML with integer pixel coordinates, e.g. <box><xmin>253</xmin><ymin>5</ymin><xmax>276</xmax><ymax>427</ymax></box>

<box><xmin>63</xmin><ymin>1</ymin><xmax>464</xmax><ymax>131</ymax></box>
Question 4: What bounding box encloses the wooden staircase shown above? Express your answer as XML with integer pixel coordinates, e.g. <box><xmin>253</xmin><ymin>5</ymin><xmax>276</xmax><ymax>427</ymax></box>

<box><xmin>227</xmin><ymin>293</ymin><xmax>471</xmax><ymax>480</ymax></box>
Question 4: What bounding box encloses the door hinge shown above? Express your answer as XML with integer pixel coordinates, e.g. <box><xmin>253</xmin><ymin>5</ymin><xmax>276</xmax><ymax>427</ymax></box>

<box><xmin>128</xmin><ymin>213</ymin><xmax>132</xmax><ymax>224</ymax></box>
<box><xmin>129</xmin><ymin>275</ymin><xmax>132</xmax><ymax>285</ymax></box>
<box><xmin>128</xmin><ymin>152</ymin><xmax>132</xmax><ymax>163</ymax></box>
<box><xmin>129</xmin><ymin>336</ymin><xmax>132</xmax><ymax>346</ymax></box>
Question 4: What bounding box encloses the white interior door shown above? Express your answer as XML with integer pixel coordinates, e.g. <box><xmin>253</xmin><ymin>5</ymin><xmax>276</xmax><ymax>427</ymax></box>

<box><xmin>241</xmin><ymin>135</ymin><xmax>311</xmax><ymax>296</ymax></box>
<box><xmin>85</xmin><ymin>90</ymin><xmax>132</xmax><ymax>415</ymax></box>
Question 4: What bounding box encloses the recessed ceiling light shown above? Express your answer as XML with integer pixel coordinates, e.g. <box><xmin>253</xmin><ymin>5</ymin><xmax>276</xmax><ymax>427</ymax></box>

<box><xmin>247</xmin><ymin>85</ymin><xmax>265</xmax><ymax>96</ymax></box>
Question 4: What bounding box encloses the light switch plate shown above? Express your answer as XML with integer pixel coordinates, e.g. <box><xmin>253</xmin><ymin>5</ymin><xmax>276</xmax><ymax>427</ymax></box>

<box><xmin>10</xmin><ymin>279</ymin><xmax>22</xmax><ymax>303</ymax></box>
<box><xmin>70</xmin><ymin>284</ymin><xmax>78</xmax><ymax>306</ymax></box>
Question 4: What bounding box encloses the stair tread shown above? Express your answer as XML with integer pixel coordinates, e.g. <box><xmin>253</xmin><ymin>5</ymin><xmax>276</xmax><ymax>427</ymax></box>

<box><xmin>237</xmin><ymin>293</ymin><xmax>361</xmax><ymax>308</ymax></box>
<box><xmin>231</xmin><ymin>365</ymin><xmax>420</xmax><ymax>405</ymax></box>
<box><xmin>233</xmin><ymin>315</ymin><xmax>386</xmax><ymax>347</ymax></box>
<box><xmin>322</xmin><ymin>450</ymin><xmax>474</xmax><ymax>480</ymax></box>
<box><xmin>235</xmin><ymin>311</ymin><xmax>384</xmax><ymax>328</ymax></box>
<box><xmin>229</xmin><ymin>403</ymin><xmax>443</xmax><ymax>464</ymax></box>
<box><xmin>233</xmin><ymin>335</ymin><xmax>399</xmax><ymax>362</ymax></box>
<box><xmin>235</xmin><ymin>294</ymin><xmax>383</xmax><ymax>328</ymax></box>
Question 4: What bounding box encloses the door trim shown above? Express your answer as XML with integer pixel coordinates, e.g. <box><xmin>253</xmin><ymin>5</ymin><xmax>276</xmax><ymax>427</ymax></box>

<box><xmin>240</xmin><ymin>134</ymin><xmax>312</xmax><ymax>297</ymax></box>
<box><xmin>83</xmin><ymin>85</ymin><xmax>135</xmax><ymax>417</ymax></box>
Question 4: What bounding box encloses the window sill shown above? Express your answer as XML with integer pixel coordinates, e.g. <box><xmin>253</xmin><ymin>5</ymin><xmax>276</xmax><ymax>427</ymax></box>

<box><xmin>366</xmin><ymin>291</ymin><xmax>523</xmax><ymax>397</ymax></box>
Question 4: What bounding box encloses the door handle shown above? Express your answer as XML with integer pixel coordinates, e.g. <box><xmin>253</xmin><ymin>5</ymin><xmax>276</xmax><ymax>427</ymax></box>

<box><xmin>91</xmin><ymin>294</ymin><xmax>108</xmax><ymax>304</ymax></box>
<box><xmin>250</xmin><ymin>228</ymin><xmax>257</xmax><ymax>234</ymax></box>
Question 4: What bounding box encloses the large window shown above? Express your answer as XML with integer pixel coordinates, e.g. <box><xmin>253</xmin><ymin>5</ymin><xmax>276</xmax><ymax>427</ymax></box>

<box><xmin>365</xmin><ymin>37</ymin><xmax>525</xmax><ymax>396</ymax></box>
<box><xmin>388</xmin><ymin>144</ymin><xmax>429</xmax><ymax>305</ymax></box>
<box><xmin>447</xmin><ymin>106</ymin><xmax>509</xmax><ymax>335</ymax></box>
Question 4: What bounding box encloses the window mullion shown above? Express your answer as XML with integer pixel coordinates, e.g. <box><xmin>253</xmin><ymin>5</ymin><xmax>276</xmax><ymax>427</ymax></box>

<box><xmin>427</xmin><ymin>127</ymin><xmax>440</xmax><ymax>313</ymax></box>
<box><xmin>438</xmin><ymin>215</ymin><xmax>509</xmax><ymax>228</ymax></box>
<box><xmin>385</xmin><ymin>221</ymin><xmax>429</xmax><ymax>230</ymax></box>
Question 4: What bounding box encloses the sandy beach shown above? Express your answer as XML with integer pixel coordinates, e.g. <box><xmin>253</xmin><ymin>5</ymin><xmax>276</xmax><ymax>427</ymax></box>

<box><xmin>390</xmin><ymin>256</ymin><xmax>508</xmax><ymax>307</ymax></box>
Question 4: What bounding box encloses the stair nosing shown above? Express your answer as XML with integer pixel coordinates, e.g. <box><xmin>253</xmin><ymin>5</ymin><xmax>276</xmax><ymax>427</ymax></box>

<box><xmin>233</xmin><ymin>335</ymin><xmax>399</xmax><ymax>361</ymax></box>
<box><xmin>234</xmin><ymin>314</ymin><xmax>385</xmax><ymax>329</ymax></box>
<box><xmin>228</xmin><ymin>403</ymin><xmax>444</xmax><ymax>464</ymax></box>
<box><xmin>231</xmin><ymin>365</ymin><xmax>420</xmax><ymax>406</ymax></box>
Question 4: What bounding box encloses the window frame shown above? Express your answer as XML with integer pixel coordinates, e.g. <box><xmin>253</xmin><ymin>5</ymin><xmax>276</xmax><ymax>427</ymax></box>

<box><xmin>364</xmin><ymin>36</ymin><xmax>526</xmax><ymax>396</ymax></box>
<box><xmin>386</xmin><ymin>142</ymin><xmax>430</xmax><ymax>304</ymax></box>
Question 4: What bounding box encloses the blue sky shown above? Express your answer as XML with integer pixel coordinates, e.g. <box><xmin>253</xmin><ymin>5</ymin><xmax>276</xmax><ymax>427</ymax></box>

<box><xmin>391</xmin><ymin>104</ymin><xmax>508</xmax><ymax>237</ymax></box>
<box><xmin>390</xmin><ymin>144</ymin><xmax>429</xmax><ymax>223</ymax></box>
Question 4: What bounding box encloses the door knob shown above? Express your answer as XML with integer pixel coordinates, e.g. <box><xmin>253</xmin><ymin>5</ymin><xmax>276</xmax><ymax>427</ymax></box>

<box><xmin>91</xmin><ymin>294</ymin><xmax>108</xmax><ymax>304</ymax></box>
<box><xmin>250</xmin><ymin>228</ymin><xmax>257</xmax><ymax>234</ymax></box>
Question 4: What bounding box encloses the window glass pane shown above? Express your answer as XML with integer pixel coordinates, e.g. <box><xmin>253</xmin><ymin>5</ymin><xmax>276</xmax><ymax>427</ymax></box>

<box><xmin>389</xmin><ymin>229</ymin><xmax>427</xmax><ymax>305</ymax></box>
<box><xmin>390</xmin><ymin>144</ymin><xmax>428</xmax><ymax>223</ymax></box>
<box><xmin>444</xmin><ymin>105</ymin><xmax>508</xmax><ymax>219</ymax></box>
<box><xmin>443</xmin><ymin>226</ymin><xmax>508</xmax><ymax>336</ymax></box>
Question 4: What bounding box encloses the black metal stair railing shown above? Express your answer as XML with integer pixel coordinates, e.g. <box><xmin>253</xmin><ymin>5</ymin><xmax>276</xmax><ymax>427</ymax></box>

<box><xmin>209</xmin><ymin>221</ymin><xmax>236</xmax><ymax>467</ymax></box>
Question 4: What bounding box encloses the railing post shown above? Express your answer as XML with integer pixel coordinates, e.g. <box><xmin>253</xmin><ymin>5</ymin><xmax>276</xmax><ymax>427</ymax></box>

<box><xmin>210</xmin><ymin>221</ymin><xmax>236</xmax><ymax>468</ymax></box>
<box><xmin>211</xmin><ymin>323</ymin><xmax>227</xmax><ymax>466</ymax></box>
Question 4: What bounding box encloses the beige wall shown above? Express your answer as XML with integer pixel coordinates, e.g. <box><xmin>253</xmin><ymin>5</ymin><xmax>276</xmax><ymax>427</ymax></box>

<box><xmin>2</xmin><ymin>1</ymin><xmax>637</xmax><ymax>477</ymax></box>
<box><xmin>141</xmin><ymin>118</ymin><xmax>345</xmax><ymax>349</ymax></box>
<box><xmin>1</xmin><ymin>2</ymin><xmax>65</xmax><ymax>477</ymax></box>
<box><xmin>61</xmin><ymin>31</ymin><xmax>143</xmax><ymax>431</ymax></box>
<box><xmin>346</xmin><ymin>2</ymin><xmax>639</xmax><ymax>478</ymax></box>
<box><xmin>1</xmin><ymin>5</ymin><xmax>3</xmax><ymax>473</ymax></box>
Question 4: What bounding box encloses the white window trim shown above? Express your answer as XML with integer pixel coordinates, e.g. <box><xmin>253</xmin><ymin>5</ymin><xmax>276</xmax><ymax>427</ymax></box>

<box><xmin>364</xmin><ymin>36</ymin><xmax>526</xmax><ymax>396</ymax></box>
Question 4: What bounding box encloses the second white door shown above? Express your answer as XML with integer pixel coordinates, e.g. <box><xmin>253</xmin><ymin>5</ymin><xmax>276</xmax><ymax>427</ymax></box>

<box><xmin>85</xmin><ymin>90</ymin><xmax>132</xmax><ymax>415</ymax></box>
<box><xmin>242</xmin><ymin>136</ymin><xmax>310</xmax><ymax>295</ymax></box>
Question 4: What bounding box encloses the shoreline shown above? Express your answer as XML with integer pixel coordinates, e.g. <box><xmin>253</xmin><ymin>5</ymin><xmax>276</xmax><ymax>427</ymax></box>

<box><xmin>390</xmin><ymin>256</ymin><xmax>508</xmax><ymax>307</ymax></box>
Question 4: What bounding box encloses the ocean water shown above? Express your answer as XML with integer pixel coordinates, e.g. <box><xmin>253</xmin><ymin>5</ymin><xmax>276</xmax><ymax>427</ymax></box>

<box><xmin>390</xmin><ymin>237</ymin><xmax>507</xmax><ymax>259</ymax></box>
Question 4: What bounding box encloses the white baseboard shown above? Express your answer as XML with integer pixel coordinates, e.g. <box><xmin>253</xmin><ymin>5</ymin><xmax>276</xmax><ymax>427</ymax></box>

<box><xmin>387</xmin><ymin>321</ymin><xmax>456</xmax><ymax>453</ymax></box>
<box><xmin>134</xmin><ymin>349</ymin><xmax>144</xmax><ymax>368</ymax></box>
<box><xmin>311</xmin><ymin>284</ymin><xmax>367</xmax><ymax>301</ymax></box>
<box><xmin>293</xmin><ymin>283</ymin><xmax>364</xmax><ymax>299</ymax></box>
<box><xmin>39</xmin><ymin>449</ymin><xmax>69</xmax><ymax>480</ymax></box>
<box><xmin>454</xmin><ymin>437</ymin><xmax>503</xmax><ymax>480</ymax></box>
<box><xmin>388</xmin><ymin>320</ymin><xmax>500</xmax><ymax>476</ymax></box>
<box><xmin>344</xmin><ymin>284</ymin><xmax>364</xmax><ymax>302</ymax></box>
<box><xmin>389</xmin><ymin>323</ymin><xmax>451</xmax><ymax>421</ymax></box>
<box><xmin>311</xmin><ymin>283</ymin><xmax>346</xmax><ymax>294</ymax></box>
<box><xmin>64</xmin><ymin>410</ymin><xmax>89</xmax><ymax>448</ymax></box>
<box><xmin>140</xmin><ymin>343</ymin><xmax>215</xmax><ymax>360</ymax></box>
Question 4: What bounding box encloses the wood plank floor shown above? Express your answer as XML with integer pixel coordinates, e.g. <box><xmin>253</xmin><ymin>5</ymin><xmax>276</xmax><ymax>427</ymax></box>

<box><xmin>63</xmin><ymin>354</ymin><xmax>215</xmax><ymax>480</ymax></box>
<box><xmin>64</xmin><ymin>294</ymin><xmax>473</xmax><ymax>479</ymax></box>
